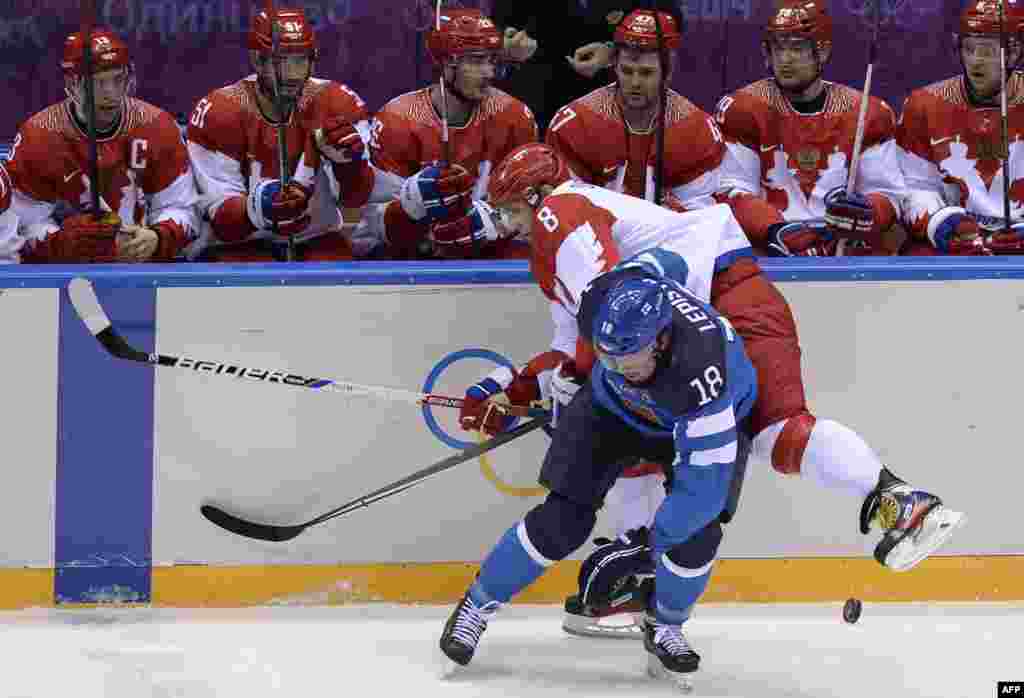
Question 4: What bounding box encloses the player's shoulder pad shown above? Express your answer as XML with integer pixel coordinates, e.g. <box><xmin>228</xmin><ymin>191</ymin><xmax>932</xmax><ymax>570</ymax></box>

<box><xmin>714</xmin><ymin>83</ymin><xmax>768</xmax><ymax>147</ymax></box>
<box><xmin>186</xmin><ymin>85</ymin><xmax>247</xmax><ymax>152</ymax></box>
<box><xmin>304</xmin><ymin>79</ymin><xmax>369</xmax><ymax>123</ymax></box>
<box><xmin>0</xmin><ymin>162</ymin><xmax>11</xmax><ymax>211</ymax></box>
<box><xmin>863</xmin><ymin>95</ymin><xmax>897</xmax><ymax>143</ymax></box>
<box><xmin>481</xmin><ymin>87</ymin><xmax>536</xmax><ymax>127</ymax></box>
<box><xmin>123</xmin><ymin>98</ymin><xmax>180</xmax><ymax>136</ymax></box>
<box><xmin>531</xmin><ymin>184</ymin><xmax>612</xmax><ymax>254</ymax></box>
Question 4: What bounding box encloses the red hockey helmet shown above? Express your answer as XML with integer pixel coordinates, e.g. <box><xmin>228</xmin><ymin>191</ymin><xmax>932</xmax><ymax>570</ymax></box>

<box><xmin>959</xmin><ymin>0</ymin><xmax>1024</xmax><ymax>37</ymax></box>
<box><xmin>426</xmin><ymin>8</ymin><xmax>502</xmax><ymax>64</ymax></box>
<box><xmin>249</xmin><ymin>8</ymin><xmax>318</xmax><ymax>57</ymax></box>
<box><xmin>60</xmin><ymin>28</ymin><xmax>132</xmax><ymax>77</ymax></box>
<box><xmin>763</xmin><ymin>0</ymin><xmax>833</xmax><ymax>54</ymax></box>
<box><xmin>613</xmin><ymin>10</ymin><xmax>682</xmax><ymax>51</ymax></box>
<box><xmin>488</xmin><ymin>143</ymin><xmax>571</xmax><ymax>208</ymax></box>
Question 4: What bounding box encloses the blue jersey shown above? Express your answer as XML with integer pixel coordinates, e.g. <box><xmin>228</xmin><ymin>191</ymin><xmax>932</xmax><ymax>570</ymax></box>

<box><xmin>578</xmin><ymin>250</ymin><xmax>758</xmax><ymax>470</ymax></box>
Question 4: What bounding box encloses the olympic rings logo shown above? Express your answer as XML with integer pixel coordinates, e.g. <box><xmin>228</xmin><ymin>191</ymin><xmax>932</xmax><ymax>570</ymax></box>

<box><xmin>421</xmin><ymin>348</ymin><xmax>547</xmax><ymax>498</ymax></box>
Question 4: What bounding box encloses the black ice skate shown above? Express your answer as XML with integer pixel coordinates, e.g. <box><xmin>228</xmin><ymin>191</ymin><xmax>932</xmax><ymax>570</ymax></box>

<box><xmin>562</xmin><ymin>574</ymin><xmax>653</xmax><ymax>639</ymax></box>
<box><xmin>644</xmin><ymin>618</ymin><xmax>700</xmax><ymax>693</ymax></box>
<box><xmin>438</xmin><ymin>593</ymin><xmax>500</xmax><ymax>677</ymax></box>
<box><xmin>860</xmin><ymin>468</ymin><xmax>966</xmax><ymax>572</ymax></box>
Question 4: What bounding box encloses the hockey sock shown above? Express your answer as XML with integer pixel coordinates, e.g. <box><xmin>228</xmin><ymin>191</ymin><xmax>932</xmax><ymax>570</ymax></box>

<box><xmin>653</xmin><ymin>522</ymin><xmax>722</xmax><ymax>625</ymax></box>
<box><xmin>471</xmin><ymin>521</ymin><xmax>554</xmax><ymax>604</ymax></box>
<box><xmin>802</xmin><ymin>419</ymin><xmax>882</xmax><ymax>499</ymax></box>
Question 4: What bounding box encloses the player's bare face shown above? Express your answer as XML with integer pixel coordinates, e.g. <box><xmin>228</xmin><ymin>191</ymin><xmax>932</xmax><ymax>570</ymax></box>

<box><xmin>768</xmin><ymin>37</ymin><xmax>820</xmax><ymax>94</ymax></box>
<box><xmin>961</xmin><ymin>36</ymin><xmax>1005</xmax><ymax>99</ymax></box>
<box><xmin>77</xmin><ymin>67</ymin><xmax>128</xmax><ymax>129</ymax></box>
<box><xmin>451</xmin><ymin>53</ymin><xmax>497</xmax><ymax>101</ymax></box>
<box><xmin>615</xmin><ymin>50</ymin><xmax>663</xmax><ymax>112</ymax></box>
<box><xmin>494</xmin><ymin>200</ymin><xmax>534</xmax><ymax>238</ymax></box>
<box><xmin>263</xmin><ymin>54</ymin><xmax>311</xmax><ymax>99</ymax></box>
<box><xmin>598</xmin><ymin>343</ymin><xmax>658</xmax><ymax>384</ymax></box>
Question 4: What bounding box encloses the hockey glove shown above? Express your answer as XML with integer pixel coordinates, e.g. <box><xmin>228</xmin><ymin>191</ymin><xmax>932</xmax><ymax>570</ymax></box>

<box><xmin>25</xmin><ymin>213</ymin><xmax>119</xmax><ymax>263</ymax></box>
<box><xmin>551</xmin><ymin>360</ymin><xmax>585</xmax><ymax>427</ymax></box>
<box><xmin>824</xmin><ymin>187</ymin><xmax>875</xmax><ymax>239</ymax></box>
<box><xmin>929</xmin><ymin>211</ymin><xmax>991</xmax><ymax>255</ymax></box>
<box><xmin>460</xmin><ymin>366</ymin><xmax>525</xmax><ymax>436</ymax></box>
<box><xmin>247</xmin><ymin>180</ymin><xmax>312</xmax><ymax>236</ymax></box>
<box><xmin>766</xmin><ymin>221</ymin><xmax>837</xmax><ymax>257</ymax></box>
<box><xmin>983</xmin><ymin>224</ymin><xmax>1024</xmax><ymax>255</ymax></box>
<box><xmin>429</xmin><ymin>200</ymin><xmax>501</xmax><ymax>258</ymax></box>
<box><xmin>314</xmin><ymin>116</ymin><xmax>365</xmax><ymax>165</ymax></box>
<box><xmin>399</xmin><ymin>162</ymin><xmax>473</xmax><ymax>224</ymax></box>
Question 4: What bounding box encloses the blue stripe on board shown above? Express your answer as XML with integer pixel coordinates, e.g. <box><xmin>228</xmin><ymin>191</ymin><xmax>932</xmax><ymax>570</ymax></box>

<box><xmin>55</xmin><ymin>285</ymin><xmax>155</xmax><ymax>604</ymax></box>
<box><xmin>5</xmin><ymin>257</ymin><xmax>1024</xmax><ymax>289</ymax></box>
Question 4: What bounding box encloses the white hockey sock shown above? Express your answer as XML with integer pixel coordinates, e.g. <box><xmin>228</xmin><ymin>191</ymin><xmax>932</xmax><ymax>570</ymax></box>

<box><xmin>604</xmin><ymin>473</ymin><xmax>666</xmax><ymax>536</ymax></box>
<box><xmin>801</xmin><ymin>419</ymin><xmax>882</xmax><ymax>499</ymax></box>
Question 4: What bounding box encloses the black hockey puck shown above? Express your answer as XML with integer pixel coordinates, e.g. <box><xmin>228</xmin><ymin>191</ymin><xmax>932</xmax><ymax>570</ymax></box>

<box><xmin>843</xmin><ymin>598</ymin><xmax>863</xmax><ymax>624</ymax></box>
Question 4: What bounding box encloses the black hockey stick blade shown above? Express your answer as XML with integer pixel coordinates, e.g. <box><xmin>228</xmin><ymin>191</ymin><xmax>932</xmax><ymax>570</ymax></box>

<box><xmin>201</xmin><ymin>415</ymin><xmax>549</xmax><ymax>541</ymax></box>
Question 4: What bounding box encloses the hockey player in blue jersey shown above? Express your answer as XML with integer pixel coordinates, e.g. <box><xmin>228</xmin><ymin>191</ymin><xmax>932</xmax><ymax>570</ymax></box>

<box><xmin>439</xmin><ymin>248</ymin><xmax>758</xmax><ymax>690</ymax></box>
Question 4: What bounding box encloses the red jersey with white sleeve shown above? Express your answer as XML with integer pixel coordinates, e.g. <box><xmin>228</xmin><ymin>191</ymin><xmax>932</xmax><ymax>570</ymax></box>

<box><xmin>6</xmin><ymin>98</ymin><xmax>198</xmax><ymax>261</ymax></box>
<box><xmin>187</xmin><ymin>75</ymin><xmax>375</xmax><ymax>261</ymax></box>
<box><xmin>369</xmin><ymin>86</ymin><xmax>537</xmax><ymax>257</ymax></box>
<box><xmin>529</xmin><ymin>181</ymin><xmax>752</xmax><ymax>364</ymax></box>
<box><xmin>546</xmin><ymin>85</ymin><xmax>725</xmax><ymax>209</ymax></box>
<box><xmin>715</xmin><ymin>79</ymin><xmax>902</xmax><ymax>249</ymax></box>
<box><xmin>897</xmin><ymin>74</ymin><xmax>1024</xmax><ymax>248</ymax></box>
<box><xmin>0</xmin><ymin>163</ymin><xmax>20</xmax><ymax>263</ymax></box>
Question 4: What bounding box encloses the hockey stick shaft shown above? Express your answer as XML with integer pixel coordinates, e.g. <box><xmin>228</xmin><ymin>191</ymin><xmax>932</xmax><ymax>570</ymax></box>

<box><xmin>653</xmin><ymin>10</ymin><xmax>667</xmax><ymax>206</ymax></box>
<box><xmin>1000</xmin><ymin>0</ymin><xmax>1012</xmax><ymax>229</ymax></box>
<box><xmin>436</xmin><ymin>0</ymin><xmax>451</xmax><ymax>165</ymax></box>
<box><xmin>846</xmin><ymin>0</ymin><xmax>880</xmax><ymax>195</ymax></box>
<box><xmin>81</xmin><ymin>0</ymin><xmax>102</xmax><ymax>217</ymax></box>
<box><xmin>67</xmin><ymin>277</ymin><xmax>548</xmax><ymax>418</ymax></box>
<box><xmin>264</xmin><ymin>0</ymin><xmax>297</xmax><ymax>261</ymax></box>
<box><xmin>201</xmin><ymin>414</ymin><xmax>549</xmax><ymax>541</ymax></box>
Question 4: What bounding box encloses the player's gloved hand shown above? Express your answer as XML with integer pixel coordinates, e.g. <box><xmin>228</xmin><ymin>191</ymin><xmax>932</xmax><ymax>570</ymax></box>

<box><xmin>930</xmin><ymin>211</ymin><xmax>991</xmax><ymax>255</ymax></box>
<box><xmin>247</xmin><ymin>179</ymin><xmax>312</xmax><ymax>235</ymax></box>
<box><xmin>983</xmin><ymin>223</ymin><xmax>1024</xmax><ymax>255</ymax></box>
<box><xmin>34</xmin><ymin>213</ymin><xmax>120</xmax><ymax>262</ymax></box>
<box><xmin>824</xmin><ymin>187</ymin><xmax>875</xmax><ymax>239</ymax></box>
<box><xmin>399</xmin><ymin>162</ymin><xmax>473</xmax><ymax>224</ymax></box>
<box><xmin>429</xmin><ymin>200</ymin><xmax>502</xmax><ymax>258</ymax></box>
<box><xmin>551</xmin><ymin>360</ymin><xmax>584</xmax><ymax>427</ymax></box>
<box><xmin>460</xmin><ymin>364</ymin><xmax>543</xmax><ymax>436</ymax></box>
<box><xmin>314</xmin><ymin>116</ymin><xmax>365</xmax><ymax>165</ymax></box>
<box><xmin>766</xmin><ymin>221</ymin><xmax>838</xmax><ymax>257</ymax></box>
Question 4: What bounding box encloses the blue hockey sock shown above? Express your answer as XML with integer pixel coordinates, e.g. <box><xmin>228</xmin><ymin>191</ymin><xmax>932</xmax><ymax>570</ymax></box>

<box><xmin>653</xmin><ymin>554</ymin><xmax>714</xmax><ymax>625</ymax></box>
<box><xmin>470</xmin><ymin>521</ymin><xmax>555</xmax><ymax>605</ymax></box>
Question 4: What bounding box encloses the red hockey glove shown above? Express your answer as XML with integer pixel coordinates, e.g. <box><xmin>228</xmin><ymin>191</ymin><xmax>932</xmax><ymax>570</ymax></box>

<box><xmin>315</xmin><ymin>116</ymin><xmax>365</xmax><ymax>165</ymax></box>
<box><xmin>429</xmin><ymin>200</ymin><xmax>501</xmax><ymax>258</ymax></box>
<box><xmin>986</xmin><ymin>223</ymin><xmax>1024</xmax><ymax>254</ymax></box>
<box><xmin>929</xmin><ymin>211</ymin><xmax>991</xmax><ymax>255</ymax></box>
<box><xmin>399</xmin><ymin>163</ymin><xmax>474</xmax><ymax>224</ymax></box>
<box><xmin>824</xmin><ymin>187</ymin><xmax>875</xmax><ymax>239</ymax></box>
<box><xmin>247</xmin><ymin>180</ymin><xmax>312</xmax><ymax>236</ymax></box>
<box><xmin>460</xmin><ymin>365</ymin><xmax>533</xmax><ymax>436</ymax></box>
<box><xmin>766</xmin><ymin>221</ymin><xmax>838</xmax><ymax>257</ymax></box>
<box><xmin>26</xmin><ymin>213</ymin><xmax>119</xmax><ymax>263</ymax></box>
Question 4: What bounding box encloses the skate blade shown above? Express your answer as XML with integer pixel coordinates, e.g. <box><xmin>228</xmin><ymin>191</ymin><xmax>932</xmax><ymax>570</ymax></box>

<box><xmin>438</xmin><ymin>649</ymin><xmax>462</xmax><ymax>680</ymax></box>
<box><xmin>562</xmin><ymin>611</ymin><xmax>645</xmax><ymax>640</ymax></box>
<box><xmin>646</xmin><ymin>653</ymin><xmax>695</xmax><ymax>693</ymax></box>
<box><xmin>885</xmin><ymin>507</ymin><xmax>966</xmax><ymax>572</ymax></box>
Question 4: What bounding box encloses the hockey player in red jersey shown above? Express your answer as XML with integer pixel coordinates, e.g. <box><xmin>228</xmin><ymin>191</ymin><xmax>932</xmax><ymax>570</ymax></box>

<box><xmin>897</xmin><ymin>0</ymin><xmax>1024</xmax><ymax>255</ymax></box>
<box><xmin>367</xmin><ymin>8</ymin><xmax>538</xmax><ymax>259</ymax></box>
<box><xmin>546</xmin><ymin>10</ymin><xmax>725</xmax><ymax>210</ymax></box>
<box><xmin>6</xmin><ymin>28</ymin><xmax>198</xmax><ymax>263</ymax></box>
<box><xmin>716</xmin><ymin>0</ymin><xmax>902</xmax><ymax>256</ymax></box>
<box><xmin>187</xmin><ymin>8</ymin><xmax>388</xmax><ymax>262</ymax></box>
<box><xmin>460</xmin><ymin>144</ymin><xmax>964</xmax><ymax>635</ymax></box>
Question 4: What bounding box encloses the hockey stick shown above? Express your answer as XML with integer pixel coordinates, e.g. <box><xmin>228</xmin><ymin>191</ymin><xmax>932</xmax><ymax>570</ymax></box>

<box><xmin>1000</xmin><ymin>0</ymin><xmax>1012</xmax><ymax>231</ymax></box>
<box><xmin>67</xmin><ymin>277</ymin><xmax>549</xmax><ymax>419</ymax></box>
<box><xmin>264</xmin><ymin>0</ymin><xmax>297</xmax><ymax>261</ymax></box>
<box><xmin>80</xmin><ymin>0</ymin><xmax>102</xmax><ymax>217</ymax></box>
<box><xmin>201</xmin><ymin>414</ymin><xmax>549</xmax><ymax>541</ymax></box>
<box><xmin>845</xmin><ymin>0</ymin><xmax>881</xmax><ymax>195</ymax></box>
<box><xmin>436</xmin><ymin>0</ymin><xmax>451</xmax><ymax>166</ymax></box>
<box><xmin>653</xmin><ymin>10</ymin><xmax>668</xmax><ymax>206</ymax></box>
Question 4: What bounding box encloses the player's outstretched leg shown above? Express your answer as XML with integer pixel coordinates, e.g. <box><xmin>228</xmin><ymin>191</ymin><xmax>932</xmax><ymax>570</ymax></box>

<box><xmin>860</xmin><ymin>467</ymin><xmax>966</xmax><ymax>572</ymax></box>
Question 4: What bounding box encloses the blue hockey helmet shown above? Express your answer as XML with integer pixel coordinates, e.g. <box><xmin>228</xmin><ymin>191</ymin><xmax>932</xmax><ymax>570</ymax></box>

<box><xmin>592</xmin><ymin>277</ymin><xmax>672</xmax><ymax>368</ymax></box>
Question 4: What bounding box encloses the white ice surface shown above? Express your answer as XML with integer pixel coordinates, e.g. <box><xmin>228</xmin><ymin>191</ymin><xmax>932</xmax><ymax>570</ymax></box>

<box><xmin>0</xmin><ymin>602</ymin><xmax>1020</xmax><ymax>698</ymax></box>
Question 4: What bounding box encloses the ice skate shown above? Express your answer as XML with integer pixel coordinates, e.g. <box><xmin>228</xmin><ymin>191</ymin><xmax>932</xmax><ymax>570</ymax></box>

<box><xmin>644</xmin><ymin>618</ymin><xmax>700</xmax><ymax>693</ymax></box>
<box><xmin>562</xmin><ymin>574</ymin><xmax>652</xmax><ymax>639</ymax></box>
<box><xmin>438</xmin><ymin>593</ymin><xmax>499</xmax><ymax>678</ymax></box>
<box><xmin>860</xmin><ymin>468</ymin><xmax>966</xmax><ymax>572</ymax></box>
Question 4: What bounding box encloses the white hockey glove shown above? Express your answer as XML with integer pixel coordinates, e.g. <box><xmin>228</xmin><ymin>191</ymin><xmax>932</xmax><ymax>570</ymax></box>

<box><xmin>550</xmin><ymin>361</ymin><xmax>584</xmax><ymax>427</ymax></box>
